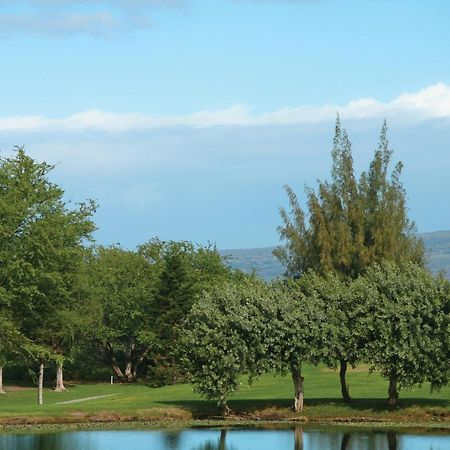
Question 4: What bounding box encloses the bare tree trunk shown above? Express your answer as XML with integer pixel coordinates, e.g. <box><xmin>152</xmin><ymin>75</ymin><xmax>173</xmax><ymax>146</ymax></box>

<box><xmin>110</xmin><ymin>357</ymin><xmax>126</xmax><ymax>381</ymax></box>
<box><xmin>388</xmin><ymin>373</ymin><xmax>398</xmax><ymax>406</ymax></box>
<box><xmin>291</xmin><ymin>364</ymin><xmax>304</xmax><ymax>412</ymax></box>
<box><xmin>54</xmin><ymin>361</ymin><xmax>66</xmax><ymax>392</ymax></box>
<box><xmin>339</xmin><ymin>360</ymin><xmax>351</xmax><ymax>402</ymax></box>
<box><xmin>38</xmin><ymin>361</ymin><xmax>44</xmax><ymax>405</ymax></box>
<box><xmin>294</xmin><ymin>426</ymin><xmax>304</xmax><ymax>450</ymax></box>
<box><xmin>0</xmin><ymin>366</ymin><xmax>5</xmax><ymax>394</ymax></box>
<box><xmin>219</xmin><ymin>398</ymin><xmax>230</xmax><ymax>416</ymax></box>
<box><xmin>124</xmin><ymin>361</ymin><xmax>135</xmax><ymax>382</ymax></box>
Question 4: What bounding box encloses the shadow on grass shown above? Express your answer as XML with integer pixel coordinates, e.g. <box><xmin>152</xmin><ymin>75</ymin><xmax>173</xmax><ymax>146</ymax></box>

<box><xmin>156</xmin><ymin>397</ymin><xmax>450</xmax><ymax>418</ymax></box>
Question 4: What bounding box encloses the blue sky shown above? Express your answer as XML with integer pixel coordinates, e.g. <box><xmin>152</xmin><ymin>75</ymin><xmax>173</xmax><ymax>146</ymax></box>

<box><xmin>0</xmin><ymin>0</ymin><xmax>449</xmax><ymax>249</ymax></box>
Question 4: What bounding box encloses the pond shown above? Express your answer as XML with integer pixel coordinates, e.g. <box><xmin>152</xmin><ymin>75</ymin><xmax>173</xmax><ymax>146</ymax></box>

<box><xmin>0</xmin><ymin>426</ymin><xmax>449</xmax><ymax>450</ymax></box>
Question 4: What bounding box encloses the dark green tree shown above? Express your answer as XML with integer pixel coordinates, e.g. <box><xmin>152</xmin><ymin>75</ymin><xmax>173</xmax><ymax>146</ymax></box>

<box><xmin>139</xmin><ymin>239</ymin><xmax>242</xmax><ymax>384</ymax></box>
<box><xmin>0</xmin><ymin>148</ymin><xmax>96</xmax><ymax>402</ymax></box>
<box><xmin>86</xmin><ymin>246</ymin><xmax>156</xmax><ymax>382</ymax></box>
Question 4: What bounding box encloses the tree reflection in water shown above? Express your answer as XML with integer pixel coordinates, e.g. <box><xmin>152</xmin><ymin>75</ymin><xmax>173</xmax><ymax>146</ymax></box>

<box><xmin>340</xmin><ymin>433</ymin><xmax>350</xmax><ymax>450</ymax></box>
<box><xmin>191</xmin><ymin>430</ymin><xmax>231</xmax><ymax>450</ymax></box>
<box><xmin>387</xmin><ymin>432</ymin><xmax>397</xmax><ymax>450</ymax></box>
<box><xmin>163</xmin><ymin>431</ymin><xmax>182</xmax><ymax>450</ymax></box>
<box><xmin>294</xmin><ymin>426</ymin><xmax>304</xmax><ymax>450</ymax></box>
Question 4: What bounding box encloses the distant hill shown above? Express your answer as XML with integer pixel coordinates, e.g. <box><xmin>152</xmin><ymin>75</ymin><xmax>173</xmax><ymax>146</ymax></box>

<box><xmin>220</xmin><ymin>230</ymin><xmax>450</xmax><ymax>281</ymax></box>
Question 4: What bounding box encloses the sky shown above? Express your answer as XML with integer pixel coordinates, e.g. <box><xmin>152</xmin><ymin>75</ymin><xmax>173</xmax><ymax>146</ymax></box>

<box><xmin>0</xmin><ymin>0</ymin><xmax>449</xmax><ymax>250</ymax></box>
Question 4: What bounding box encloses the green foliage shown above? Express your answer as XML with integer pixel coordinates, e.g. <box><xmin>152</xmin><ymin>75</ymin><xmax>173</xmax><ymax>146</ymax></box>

<box><xmin>82</xmin><ymin>239</ymin><xmax>241</xmax><ymax>384</ymax></box>
<box><xmin>275</xmin><ymin>118</ymin><xmax>424</xmax><ymax>279</ymax></box>
<box><xmin>85</xmin><ymin>246</ymin><xmax>156</xmax><ymax>382</ymax></box>
<box><xmin>362</xmin><ymin>262</ymin><xmax>450</xmax><ymax>394</ymax></box>
<box><xmin>267</xmin><ymin>279</ymin><xmax>330</xmax><ymax>374</ymax></box>
<box><xmin>178</xmin><ymin>280</ymin><xmax>275</xmax><ymax>407</ymax></box>
<box><xmin>139</xmin><ymin>239</ymin><xmax>243</xmax><ymax>383</ymax></box>
<box><xmin>178</xmin><ymin>279</ymin><xmax>334</xmax><ymax>408</ymax></box>
<box><xmin>0</xmin><ymin>148</ymin><xmax>96</xmax><ymax>368</ymax></box>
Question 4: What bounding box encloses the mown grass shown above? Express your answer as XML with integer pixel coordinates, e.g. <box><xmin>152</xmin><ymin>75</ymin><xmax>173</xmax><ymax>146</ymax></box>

<box><xmin>0</xmin><ymin>365</ymin><xmax>449</xmax><ymax>425</ymax></box>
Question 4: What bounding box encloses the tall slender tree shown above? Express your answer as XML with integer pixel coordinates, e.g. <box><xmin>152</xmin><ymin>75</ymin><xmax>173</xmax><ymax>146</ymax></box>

<box><xmin>275</xmin><ymin>118</ymin><xmax>424</xmax><ymax>401</ymax></box>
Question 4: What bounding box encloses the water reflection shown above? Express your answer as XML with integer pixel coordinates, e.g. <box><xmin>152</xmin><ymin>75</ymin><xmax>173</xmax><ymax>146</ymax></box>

<box><xmin>294</xmin><ymin>426</ymin><xmax>303</xmax><ymax>450</ymax></box>
<box><xmin>0</xmin><ymin>427</ymin><xmax>448</xmax><ymax>450</ymax></box>
<box><xmin>341</xmin><ymin>433</ymin><xmax>350</xmax><ymax>450</ymax></box>
<box><xmin>192</xmin><ymin>430</ymin><xmax>234</xmax><ymax>450</ymax></box>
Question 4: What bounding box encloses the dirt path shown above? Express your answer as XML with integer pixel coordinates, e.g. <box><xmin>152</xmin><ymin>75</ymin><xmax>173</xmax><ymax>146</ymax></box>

<box><xmin>55</xmin><ymin>394</ymin><xmax>119</xmax><ymax>405</ymax></box>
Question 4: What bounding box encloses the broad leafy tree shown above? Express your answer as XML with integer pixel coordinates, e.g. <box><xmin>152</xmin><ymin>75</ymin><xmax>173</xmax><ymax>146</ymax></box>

<box><xmin>178</xmin><ymin>280</ymin><xmax>276</xmax><ymax>412</ymax></box>
<box><xmin>0</xmin><ymin>148</ymin><xmax>96</xmax><ymax>403</ymax></box>
<box><xmin>86</xmin><ymin>246</ymin><xmax>156</xmax><ymax>382</ymax></box>
<box><xmin>274</xmin><ymin>279</ymin><xmax>332</xmax><ymax>411</ymax></box>
<box><xmin>362</xmin><ymin>262</ymin><xmax>450</xmax><ymax>405</ymax></box>
<box><xmin>179</xmin><ymin>279</ymin><xmax>330</xmax><ymax>413</ymax></box>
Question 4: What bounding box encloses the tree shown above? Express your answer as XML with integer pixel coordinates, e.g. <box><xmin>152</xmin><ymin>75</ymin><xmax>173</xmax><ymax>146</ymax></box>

<box><xmin>272</xmin><ymin>279</ymin><xmax>332</xmax><ymax>412</ymax></box>
<box><xmin>0</xmin><ymin>148</ymin><xmax>96</xmax><ymax>403</ymax></box>
<box><xmin>86</xmin><ymin>246</ymin><xmax>156</xmax><ymax>383</ymax></box>
<box><xmin>178</xmin><ymin>280</ymin><xmax>276</xmax><ymax>412</ymax></box>
<box><xmin>139</xmin><ymin>239</ymin><xmax>243</xmax><ymax>384</ymax></box>
<box><xmin>0</xmin><ymin>315</ymin><xmax>20</xmax><ymax>394</ymax></box>
<box><xmin>362</xmin><ymin>262</ymin><xmax>450</xmax><ymax>406</ymax></box>
<box><xmin>275</xmin><ymin>118</ymin><xmax>424</xmax><ymax>400</ymax></box>
<box><xmin>179</xmin><ymin>279</ymin><xmax>329</xmax><ymax>413</ymax></box>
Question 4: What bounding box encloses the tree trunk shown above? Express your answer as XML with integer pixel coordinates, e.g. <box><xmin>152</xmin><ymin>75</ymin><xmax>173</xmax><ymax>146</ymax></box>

<box><xmin>38</xmin><ymin>361</ymin><xmax>44</xmax><ymax>405</ymax></box>
<box><xmin>54</xmin><ymin>361</ymin><xmax>66</xmax><ymax>392</ymax></box>
<box><xmin>294</xmin><ymin>426</ymin><xmax>304</xmax><ymax>450</ymax></box>
<box><xmin>291</xmin><ymin>364</ymin><xmax>304</xmax><ymax>412</ymax></box>
<box><xmin>388</xmin><ymin>373</ymin><xmax>398</xmax><ymax>406</ymax></box>
<box><xmin>124</xmin><ymin>361</ymin><xmax>135</xmax><ymax>382</ymax></box>
<box><xmin>339</xmin><ymin>360</ymin><xmax>351</xmax><ymax>402</ymax></box>
<box><xmin>110</xmin><ymin>357</ymin><xmax>126</xmax><ymax>381</ymax></box>
<box><xmin>219</xmin><ymin>398</ymin><xmax>230</xmax><ymax>416</ymax></box>
<box><xmin>0</xmin><ymin>366</ymin><xmax>5</xmax><ymax>394</ymax></box>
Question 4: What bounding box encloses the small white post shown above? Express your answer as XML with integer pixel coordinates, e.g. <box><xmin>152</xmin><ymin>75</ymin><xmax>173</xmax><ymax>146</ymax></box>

<box><xmin>110</xmin><ymin>375</ymin><xmax>113</xmax><ymax>385</ymax></box>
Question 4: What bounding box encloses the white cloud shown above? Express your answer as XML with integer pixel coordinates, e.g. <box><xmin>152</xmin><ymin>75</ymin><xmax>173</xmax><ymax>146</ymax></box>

<box><xmin>0</xmin><ymin>12</ymin><xmax>124</xmax><ymax>37</ymax></box>
<box><xmin>1</xmin><ymin>83</ymin><xmax>449</xmax><ymax>133</ymax></box>
<box><xmin>0</xmin><ymin>0</ymin><xmax>185</xmax><ymax>37</ymax></box>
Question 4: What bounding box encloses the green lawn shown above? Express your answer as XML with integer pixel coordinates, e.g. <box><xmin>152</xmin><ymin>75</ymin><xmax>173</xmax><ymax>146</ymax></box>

<box><xmin>1</xmin><ymin>365</ymin><xmax>449</xmax><ymax>425</ymax></box>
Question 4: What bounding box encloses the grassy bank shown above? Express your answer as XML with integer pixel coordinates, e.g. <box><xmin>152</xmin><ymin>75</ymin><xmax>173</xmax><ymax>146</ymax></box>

<box><xmin>1</xmin><ymin>365</ymin><xmax>449</xmax><ymax>427</ymax></box>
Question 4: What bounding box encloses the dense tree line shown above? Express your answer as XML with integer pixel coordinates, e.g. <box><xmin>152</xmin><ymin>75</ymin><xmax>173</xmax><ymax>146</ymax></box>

<box><xmin>179</xmin><ymin>264</ymin><xmax>450</xmax><ymax>411</ymax></box>
<box><xmin>1</xmin><ymin>119</ymin><xmax>449</xmax><ymax>414</ymax></box>
<box><xmin>0</xmin><ymin>148</ymin><xmax>242</xmax><ymax>403</ymax></box>
<box><xmin>179</xmin><ymin>119</ymin><xmax>450</xmax><ymax>412</ymax></box>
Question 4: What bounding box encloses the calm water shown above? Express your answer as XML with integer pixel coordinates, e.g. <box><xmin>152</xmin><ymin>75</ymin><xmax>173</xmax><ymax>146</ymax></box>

<box><xmin>0</xmin><ymin>427</ymin><xmax>448</xmax><ymax>450</ymax></box>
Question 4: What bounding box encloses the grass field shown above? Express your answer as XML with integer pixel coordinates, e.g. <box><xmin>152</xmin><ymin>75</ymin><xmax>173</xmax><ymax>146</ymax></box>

<box><xmin>1</xmin><ymin>365</ymin><xmax>449</xmax><ymax>426</ymax></box>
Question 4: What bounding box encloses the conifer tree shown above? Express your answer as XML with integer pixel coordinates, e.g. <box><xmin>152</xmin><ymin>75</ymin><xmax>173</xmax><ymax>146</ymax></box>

<box><xmin>275</xmin><ymin>118</ymin><xmax>424</xmax><ymax>401</ymax></box>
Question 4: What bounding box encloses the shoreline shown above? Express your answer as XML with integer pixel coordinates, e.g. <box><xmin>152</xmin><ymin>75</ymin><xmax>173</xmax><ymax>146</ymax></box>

<box><xmin>1</xmin><ymin>416</ymin><xmax>450</xmax><ymax>433</ymax></box>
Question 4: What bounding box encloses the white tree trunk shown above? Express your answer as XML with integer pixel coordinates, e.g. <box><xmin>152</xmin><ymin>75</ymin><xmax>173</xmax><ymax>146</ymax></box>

<box><xmin>291</xmin><ymin>365</ymin><xmax>304</xmax><ymax>412</ymax></box>
<box><xmin>38</xmin><ymin>362</ymin><xmax>44</xmax><ymax>405</ymax></box>
<box><xmin>124</xmin><ymin>361</ymin><xmax>134</xmax><ymax>382</ymax></box>
<box><xmin>54</xmin><ymin>362</ymin><xmax>66</xmax><ymax>392</ymax></box>
<box><xmin>0</xmin><ymin>366</ymin><xmax>5</xmax><ymax>394</ymax></box>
